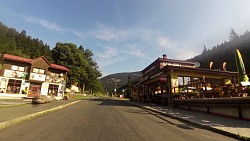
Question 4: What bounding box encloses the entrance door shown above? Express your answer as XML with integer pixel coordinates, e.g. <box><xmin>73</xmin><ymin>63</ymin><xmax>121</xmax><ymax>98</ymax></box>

<box><xmin>28</xmin><ymin>85</ymin><xmax>41</xmax><ymax>97</ymax></box>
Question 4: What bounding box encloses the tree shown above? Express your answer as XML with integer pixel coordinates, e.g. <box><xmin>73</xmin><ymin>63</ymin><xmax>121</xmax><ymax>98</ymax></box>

<box><xmin>51</xmin><ymin>43</ymin><xmax>102</xmax><ymax>93</ymax></box>
<box><xmin>52</xmin><ymin>43</ymin><xmax>88</xmax><ymax>86</ymax></box>
<box><xmin>127</xmin><ymin>75</ymin><xmax>132</xmax><ymax>99</ymax></box>
<box><xmin>229</xmin><ymin>29</ymin><xmax>239</xmax><ymax>41</ymax></box>
<box><xmin>202</xmin><ymin>45</ymin><xmax>207</xmax><ymax>54</ymax></box>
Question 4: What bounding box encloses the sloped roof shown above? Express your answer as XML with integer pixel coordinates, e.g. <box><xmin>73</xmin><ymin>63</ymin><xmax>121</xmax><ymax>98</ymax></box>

<box><xmin>50</xmin><ymin>64</ymin><xmax>69</xmax><ymax>72</ymax></box>
<box><xmin>3</xmin><ymin>54</ymin><xmax>69</xmax><ymax>72</ymax></box>
<box><xmin>32</xmin><ymin>56</ymin><xmax>51</xmax><ymax>66</ymax></box>
<box><xmin>3</xmin><ymin>54</ymin><xmax>33</xmax><ymax>64</ymax></box>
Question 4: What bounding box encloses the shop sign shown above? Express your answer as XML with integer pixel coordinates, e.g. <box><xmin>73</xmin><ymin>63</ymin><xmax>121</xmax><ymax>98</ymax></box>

<box><xmin>160</xmin><ymin>74</ymin><xmax>167</xmax><ymax>82</ymax></box>
<box><xmin>4</xmin><ymin>69</ymin><xmax>27</xmax><ymax>79</ymax></box>
<box><xmin>41</xmin><ymin>83</ymin><xmax>49</xmax><ymax>95</ymax></box>
<box><xmin>29</xmin><ymin>73</ymin><xmax>46</xmax><ymax>81</ymax></box>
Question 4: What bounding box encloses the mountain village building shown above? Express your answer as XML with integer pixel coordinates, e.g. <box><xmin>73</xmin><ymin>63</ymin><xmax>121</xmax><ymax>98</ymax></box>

<box><xmin>0</xmin><ymin>54</ymin><xmax>69</xmax><ymax>99</ymax></box>
<box><xmin>131</xmin><ymin>54</ymin><xmax>238</xmax><ymax>105</ymax></box>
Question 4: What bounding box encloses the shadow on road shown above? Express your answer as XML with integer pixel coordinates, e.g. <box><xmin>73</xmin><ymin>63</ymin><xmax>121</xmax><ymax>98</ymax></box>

<box><xmin>88</xmin><ymin>98</ymin><xmax>195</xmax><ymax>130</ymax></box>
<box><xmin>87</xmin><ymin>98</ymin><xmax>134</xmax><ymax>107</ymax></box>
<box><xmin>129</xmin><ymin>107</ymin><xmax>195</xmax><ymax>130</ymax></box>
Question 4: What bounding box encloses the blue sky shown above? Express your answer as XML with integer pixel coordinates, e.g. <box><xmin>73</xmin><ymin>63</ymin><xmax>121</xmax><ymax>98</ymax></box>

<box><xmin>1</xmin><ymin>0</ymin><xmax>250</xmax><ymax>77</ymax></box>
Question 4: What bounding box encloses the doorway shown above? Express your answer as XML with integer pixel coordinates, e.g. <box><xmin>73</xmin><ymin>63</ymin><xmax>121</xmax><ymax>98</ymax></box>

<box><xmin>28</xmin><ymin>84</ymin><xmax>41</xmax><ymax>97</ymax></box>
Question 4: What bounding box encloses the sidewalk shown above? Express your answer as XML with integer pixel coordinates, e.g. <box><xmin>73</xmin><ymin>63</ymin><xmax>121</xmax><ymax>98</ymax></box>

<box><xmin>126</xmin><ymin>100</ymin><xmax>250</xmax><ymax>140</ymax></box>
<box><xmin>0</xmin><ymin>99</ymin><xmax>80</xmax><ymax>130</ymax></box>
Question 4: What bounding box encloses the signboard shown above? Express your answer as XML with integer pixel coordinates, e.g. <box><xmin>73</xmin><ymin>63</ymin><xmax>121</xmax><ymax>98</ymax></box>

<box><xmin>29</xmin><ymin>73</ymin><xmax>46</xmax><ymax>81</ymax></box>
<box><xmin>159</xmin><ymin>74</ymin><xmax>167</xmax><ymax>82</ymax></box>
<box><xmin>41</xmin><ymin>83</ymin><xmax>49</xmax><ymax>95</ymax></box>
<box><xmin>4</xmin><ymin>69</ymin><xmax>27</xmax><ymax>79</ymax></box>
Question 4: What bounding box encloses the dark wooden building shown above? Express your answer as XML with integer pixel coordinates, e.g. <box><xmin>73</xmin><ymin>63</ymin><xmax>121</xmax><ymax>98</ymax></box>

<box><xmin>0</xmin><ymin>54</ymin><xmax>69</xmax><ymax>99</ymax></box>
<box><xmin>131</xmin><ymin>54</ymin><xmax>238</xmax><ymax>105</ymax></box>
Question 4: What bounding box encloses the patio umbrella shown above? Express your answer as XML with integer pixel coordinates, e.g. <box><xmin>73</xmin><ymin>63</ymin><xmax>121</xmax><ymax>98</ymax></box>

<box><xmin>235</xmin><ymin>49</ymin><xmax>249</xmax><ymax>83</ymax></box>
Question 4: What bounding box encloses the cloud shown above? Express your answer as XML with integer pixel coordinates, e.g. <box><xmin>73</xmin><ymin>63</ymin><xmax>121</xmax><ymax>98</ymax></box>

<box><xmin>120</xmin><ymin>44</ymin><xmax>146</xmax><ymax>58</ymax></box>
<box><xmin>25</xmin><ymin>16</ymin><xmax>84</xmax><ymax>39</ymax></box>
<box><xmin>71</xmin><ymin>30</ymin><xmax>85</xmax><ymax>39</ymax></box>
<box><xmin>25</xmin><ymin>16</ymin><xmax>64</xmax><ymax>32</ymax></box>
<box><xmin>95</xmin><ymin>46</ymin><xmax>127</xmax><ymax>68</ymax></box>
<box><xmin>91</xmin><ymin>24</ymin><xmax>187</xmax><ymax>70</ymax></box>
<box><xmin>91</xmin><ymin>24</ymin><xmax>128</xmax><ymax>41</ymax></box>
<box><xmin>157</xmin><ymin>37</ymin><xmax>173</xmax><ymax>48</ymax></box>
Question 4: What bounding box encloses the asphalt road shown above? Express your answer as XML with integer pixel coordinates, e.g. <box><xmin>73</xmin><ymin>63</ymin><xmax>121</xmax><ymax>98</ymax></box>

<box><xmin>0</xmin><ymin>98</ymin><xmax>238</xmax><ymax>141</ymax></box>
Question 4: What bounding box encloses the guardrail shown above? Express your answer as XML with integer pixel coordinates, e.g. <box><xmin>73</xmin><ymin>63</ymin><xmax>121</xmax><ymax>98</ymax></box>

<box><xmin>173</xmin><ymin>97</ymin><xmax>250</xmax><ymax>120</ymax></box>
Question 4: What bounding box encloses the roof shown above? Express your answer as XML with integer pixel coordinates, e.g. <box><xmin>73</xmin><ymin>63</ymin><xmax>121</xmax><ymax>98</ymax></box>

<box><xmin>3</xmin><ymin>54</ymin><xmax>33</xmax><ymax>64</ymax></box>
<box><xmin>32</xmin><ymin>56</ymin><xmax>51</xmax><ymax>66</ymax></box>
<box><xmin>3</xmin><ymin>54</ymin><xmax>69</xmax><ymax>72</ymax></box>
<box><xmin>141</xmin><ymin>57</ymin><xmax>196</xmax><ymax>73</ymax></box>
<box><xmin>164</xmin><ymin>65</ymin><xmax>238</xmax><ymax>76</ymax></box>
<box><xmin>50</xmin><ymin>64</ymin><xmax>70</xmax><ymax>72</ymax></box>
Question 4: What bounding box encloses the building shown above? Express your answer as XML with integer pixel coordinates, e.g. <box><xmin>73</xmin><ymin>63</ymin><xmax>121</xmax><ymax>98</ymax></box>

<box><xmin>0</xmin><ymin>54</ymin><xmax>69</xmax><ymax>99</ymax></box>
<box><xmin>131</xmin><ymin>54</ymin><xmax>238</xmax><ymax>105</ymax></box>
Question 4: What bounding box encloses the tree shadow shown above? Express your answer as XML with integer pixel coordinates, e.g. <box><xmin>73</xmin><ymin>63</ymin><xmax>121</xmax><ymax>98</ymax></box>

<box><xmin>87</xmin><ymin>98</ymin><xmax>134</xmax><ymax>107</ymax></box>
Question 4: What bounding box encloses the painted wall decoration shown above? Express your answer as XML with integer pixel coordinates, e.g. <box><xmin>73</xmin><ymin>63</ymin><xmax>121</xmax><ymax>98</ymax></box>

<box><xmin>3</xmin><ymin>69</ymin><xmax>27</xmax><ymax>79</ymax></box>
<box><xmin>29</xmin><ymin>73</ymin><xmax>46</xmax><ymax>81</ymax></box>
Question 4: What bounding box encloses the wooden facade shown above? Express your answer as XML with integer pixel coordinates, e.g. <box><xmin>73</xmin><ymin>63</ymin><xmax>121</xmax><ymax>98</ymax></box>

<box><xmin>131</xmin><ymin>54</ymin><xmax>238</xmax><ymax>106</ymax></box>
<box><xmin>0</xmin><ymin>54</ymin><xmax>69</xmax><ymax>99</ymax></box>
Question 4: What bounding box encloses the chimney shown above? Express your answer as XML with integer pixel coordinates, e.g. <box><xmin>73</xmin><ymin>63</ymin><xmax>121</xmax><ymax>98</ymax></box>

<box><xmin>163</xmin><ymin>54</ymin><xmax>167</xmax><ymax>59</ymax></box>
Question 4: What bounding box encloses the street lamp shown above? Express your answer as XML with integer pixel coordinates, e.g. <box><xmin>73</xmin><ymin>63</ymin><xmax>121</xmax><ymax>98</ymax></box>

<box><xmin>114</xmin><ymin>82</ymin><xmax>117</xmax><ymax>97</ymax></box>
<box><xmin>122</xmin><ymin>89</ymin><xmax>125</xmax><ymax>98</ymax></box>
<box><xmin>110</xmin><ymin>78</ymin><xmax>121</xmax><ymax>97</ymax></box>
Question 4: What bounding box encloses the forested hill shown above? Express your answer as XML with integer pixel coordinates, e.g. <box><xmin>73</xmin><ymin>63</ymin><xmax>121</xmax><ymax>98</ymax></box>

<box><xmin>0</xmin><ymin>22</ymin><xmax>52</xmax><ymax>61</ymax></box>
<box><xmin>0</xmin><ymin>21</ymin><xmax>102</xmax><ymax>93</ymax></box>
<box><xmin>188</xmin><ymin>29</ymin><xmax>250</xmax><ymax>73</ymax></box>
<box><xmin>101</xmin><ymin>29</ymin><xmax>250</xmax><ymax>92</ymax></box>
<box><xmin>99</xmin><ymin>71</ymin><xmax>141</xmax><ymax>93</ymax></box>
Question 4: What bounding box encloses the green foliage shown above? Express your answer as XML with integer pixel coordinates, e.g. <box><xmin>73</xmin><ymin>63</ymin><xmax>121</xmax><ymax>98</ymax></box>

<box><xmin>51</xmin><ymin>42</ymin><xmax>102</xmax><ymax>92</ymax></box>
<box><xmin>0</xmin><ymin>22</ymin><xmax>52</xmax><ymax>60</ymax></box>
<box><xmin>100</xmin><ymin>71</ymin><xmax>141</xmax><ymax>94</ymax></box>
<box><xmin>188</xmin><ymin>29</ymin><xmax>250</xmax><ymax>74</ymax></box>
<box><xmin>0</xmin><ymin>21</ymin><xmax>103</xmax><ymax>93</ymax></box>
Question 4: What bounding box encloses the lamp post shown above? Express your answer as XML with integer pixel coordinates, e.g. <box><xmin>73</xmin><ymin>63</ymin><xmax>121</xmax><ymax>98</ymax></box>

<box><xmin>122</xmin><ymin>89</ymin><xmax>125</xmax><ymax>98</ymax></box>
<box><xmin>110</xmin><ymin>78</ymin><xmax>121</xmax><ymax>97</ymax></box>
<box><xmin>114</xmin><ymin>82</ymin><xmax>117</xmax><ymax>97</ymax></box>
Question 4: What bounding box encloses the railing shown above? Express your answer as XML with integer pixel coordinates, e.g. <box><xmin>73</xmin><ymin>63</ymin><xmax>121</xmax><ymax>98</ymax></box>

<box><xmin>173</xmin><ymin>97</ymin><xmax>250</xmax><ymax>120</ymax></box>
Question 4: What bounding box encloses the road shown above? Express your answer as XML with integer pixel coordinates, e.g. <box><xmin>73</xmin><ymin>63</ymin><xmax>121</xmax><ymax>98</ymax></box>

<box><xmin>0</xmin><ymin>98</ymin><xmax>238</xmax><ymax>141</ymax></box>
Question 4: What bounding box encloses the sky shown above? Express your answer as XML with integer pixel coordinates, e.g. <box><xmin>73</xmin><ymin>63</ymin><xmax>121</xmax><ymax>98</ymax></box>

<box><xmin>1</xmin><ymin>0</ymin><xmax>250</xmax><ymax>77</ymax></box>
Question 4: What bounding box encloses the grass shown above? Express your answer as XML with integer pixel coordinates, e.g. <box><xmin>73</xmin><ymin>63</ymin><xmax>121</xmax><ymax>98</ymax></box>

<box><xmin>64</xmin><ymin>93</ymin><xmax>93</xmax><ymax>99</ymax></box>
<box><xmin>0</xmin><ymin>103</ymin><xmax>28</xmax><ymax>108</ymax></box>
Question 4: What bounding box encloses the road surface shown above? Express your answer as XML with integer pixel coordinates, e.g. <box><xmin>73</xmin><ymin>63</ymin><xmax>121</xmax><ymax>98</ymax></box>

<box><xmin>0</xmin><ymin>98</ymin><xmax>238</xmax><ymax>141</ymax></box>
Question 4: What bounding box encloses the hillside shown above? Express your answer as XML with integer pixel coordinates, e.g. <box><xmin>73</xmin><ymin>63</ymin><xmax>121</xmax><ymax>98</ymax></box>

<box><xmin>188</xmin><ymin>29</ymin><xmax>250</xmax><ymax>73</ymax></box>
<box><xmin>102</xmin><ymin>29</ymin><xmax>250</xmax><ymax>94</ymax></box>
<box><xmin>99</xmin><ymin>71</ymin><xmax>142</xmax><ymax>93</ymax></box>
<box><xmin>0</xmin><ymin>21</ymin><xmax>102</xmax><ymax>92</ymax></box>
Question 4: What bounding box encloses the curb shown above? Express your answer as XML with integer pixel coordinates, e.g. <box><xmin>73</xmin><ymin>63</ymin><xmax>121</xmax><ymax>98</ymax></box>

<box><xmin>125</xmin><ymin>101</ymin><xmax>250</xmax><ymax>141</ymax></box>
<box><xmin>0</xmin><ymin>100</ymin><xmax>81</xmax><ymax>130</ymax></box>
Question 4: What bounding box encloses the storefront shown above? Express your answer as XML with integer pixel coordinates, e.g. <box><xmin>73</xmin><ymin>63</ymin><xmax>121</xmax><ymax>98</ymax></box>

<box><xmin>131</xmin><ymin>54</ymin><xmax>238</xmax><ymax>105</ymax></box>
<box><xmin>0</xmin><ymin>54</ymin><xmax>69</xmax><ymax>99</ymax></box>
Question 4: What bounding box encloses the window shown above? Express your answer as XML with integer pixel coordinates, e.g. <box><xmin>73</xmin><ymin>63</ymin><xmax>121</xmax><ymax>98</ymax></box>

<box><xmin>6</xmin><ymin>79</ymin><xmax>22</xmax><ymax>94</ymax></box>
<box><xmin>11</xmin><ymin>65</ymin><xmax>25</xmax><ymax>72</ymax></box>
<box><xmin>33</xmin><ymin>68</ymin><xmax>45</xmax><ymax>74</ymax></box>
<box><xmin>18</xmin><ymin>67</ymin><xmax>24</xmax><ymax>71</ymax></box>
<box><xmin>11</xmin><ymin>65</ymin><xmax>18</xmax><ymax>70</ymax></box>
<box><xmin>33</xmin><ymin>68</ymin><xmax>39</xmax><ymax>73</ymax></box>
<box><xmin>39</xmin><ymin>69</ymin><xmax>45</xmax><ymax>74</ymax></box>
<box><xmin>48</xmin><ymin>84</ymin><xmax>59</xmax><ymax>95</ymax></box>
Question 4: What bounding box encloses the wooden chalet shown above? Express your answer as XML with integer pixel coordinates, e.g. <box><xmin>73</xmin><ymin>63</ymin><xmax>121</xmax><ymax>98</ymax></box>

<box><xmin>131</xmin><ymin>54</ymin><xmax>238</xmax><ymax>105</ymax></box>
<box><xmin>0</xmin><ymin>54</ymin><xmax>69</xmax><ymax>99</ymax></box>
